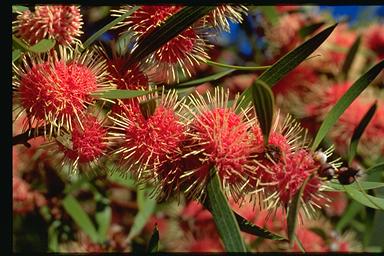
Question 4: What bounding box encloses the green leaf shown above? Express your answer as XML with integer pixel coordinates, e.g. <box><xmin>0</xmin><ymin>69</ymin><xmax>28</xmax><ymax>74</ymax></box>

<box><xmin>251</xmin><ymin>80</ymin><xmax>275</xmax><ymax>144</ymax></box>
<box><xmin>127</xmin><ymin>188</ymin><xmax>156</xmax><ymax>241</ymax></box>
<box><xmin>258</xmin><ymin>6</ymin><xmax>278</xmax><ymax>26</ymax></box>
<box><xmin>323</xmin><ymin>181</ymin><xmax>384</xmax><ymax>192</ymax></box>
<box><xmin>62</xmin><ymin>195</ymin><xmax>100</xmax><ymax>243</ymax></box>
<box><xmin>206</xmin><ymin>169</ymin><xmax>246</xmax><ymax>252</ymax></box>
<box><xmin>299</xmin><ymin>22</ymin><xmax>325</xmax><ymax>39</ymax></box>
<box><xmin>147</xmin><ymin>225</ymin><xmax>159</xmax><ymax>253</ymax></box>
<box><xmin>366</xmin><ymin>162</ymin><xmax>384</xmax><ymax>175</ymax></box>
<box><xmin>344</xmin><ymin>184</ymin><xmax>384</xmax><ymax>210</ymax></box>
<box><xmin>95</xmin><ymin>205</ymin><xmax>111</xmax><ymax>242</ymax></box>
<box><xmin>238</xmin><ymin>24</ymin><xmax>337</xmax><ymax>110</ymax></box>
<box><xmin>125</xmin><ymin>6</ymin><xmax>215</xmax><ymax>68</ymax></box>
<box><xmin>287</xmin><ymin>174</ymin><xmax>313</xmax><ymax>246</ymax></box>
<box><xmin>234</xmin><ymin>212</ymin><xmax>287</xmax><ymax>241</ymax></box>
<box><xmin>91</xmin><ymin>89</ymin><xmax>152</xmax><ymax>99</ymax></box>
<box><xmin>29</xmin><ymin>39</ymin><xmax>56</xmax><ymax>53</ymax></box>
<box><xmin>108</xmin><ymin>171</ymin><xmax>136</xmax><ymax>189</ymax></box>
<box><xmin>12</xmin><ymin>5</ymin><xmax>29</xmax><ymax>12</ymax></box>
<box><xmin>363</xmin><ymin>207</ymin><xmax>375</xmax><ymax>247</ymax></box>
<box><xmin>175</xmin><ymin>69</ymin><xmax>235</xmax><ymax>88</ymax></box>
<box><xmin>311</xmin><ymin>59</ymin><xmax>384</xmax><ymax>151</ymax></box>
<box><xmin>348</xmin><ymin>101</ymin><xmax>377</xmax><ymax>164</ymax></box>
<box><xmin>82</xmin><ymin>6</ymin><xmax>140</xmax><ymax>50</ymax></box>
<box><xmin>12</xmin><ymin>35</ymin><xmax>30</xmax><ymax>51</ymax></box>
<box><xmin>48</xmin><ymin>220</ymin><xmax>61</xmax><ymax>252</ymax></box>
<box><xmin>205</xmin><ymin>60</ymin><xmax>271</xmax><ymax>71</ymax></box>
<box><xmin>336</xmin><ymin>201</ymin><xmax>363</xmax><ymax>232</ymax></box>
<box><xmin>12</xmin><ymin>49</ymin><xmax>22</xmax><ymax>62</ymax></box>
<box><xmin>342</xmin><ymin>35</ymin><xmax>362</xmax><ymax>80</ymax></box>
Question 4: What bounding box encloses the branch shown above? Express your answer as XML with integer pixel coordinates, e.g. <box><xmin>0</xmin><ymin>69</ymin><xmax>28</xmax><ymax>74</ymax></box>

<box><xmin>12</xmin><ymin>125</ymin><xmax>50</xmax><ymax>147</ymax></box>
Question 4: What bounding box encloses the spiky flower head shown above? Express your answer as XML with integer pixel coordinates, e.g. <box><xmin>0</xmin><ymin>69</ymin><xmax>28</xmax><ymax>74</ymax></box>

<box><xmin>13</xmin><ymin>46</ymin><xmax>113</xmax><ymax>137</ymax></box>
<box><xmin>13</xmin><ymin>5</ymin><xmax>83</xmax><ymax>46</ymax></box>
<box><xmin>108</xmin><ymin>89</ymin><xmax>186</xmax><ymax>198</ymax></box>
<box><xmin>250</xmin><ymin>113</ymin><xmax>341</xmax><ymax>216</ymax></box>
<box><xmin>179</xmin><ymin>87</ymin><xmax>257</xmax><ymax>201</ymax></box>
<box><xmin>201</xmin><ymin>5</ymin><xmax>248</xmax><ymax>32</ymax></box>
<box><xmin>112</xmin><ymin>5</ymin><xmax>211</xmax><ymax>84</ymax></box>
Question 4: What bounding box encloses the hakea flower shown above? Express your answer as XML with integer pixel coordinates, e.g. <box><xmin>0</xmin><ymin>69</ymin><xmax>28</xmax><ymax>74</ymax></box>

<box><xmin>45</xmin><ymin>111</ymin><xmax>110</xmax><ymax>174</ymax></box>
<box><xmin>250</xmin><ymin>113</ymin><xmax>341</xmax><ymax>216</ymax></box>
<box><xmin>201</xmin><ymin>5</ymin><xmax>248</xmax><ymax>32</ymax></box>
<box><xmin>13</xmin><ymin>5</ymin><xmax>83</xmax><ymax>46</ymax></box>
<box><xmin>178</xmin><ymin>87</ymin><xmax>257</xmax><ymax>201</ymax></box>
<box><xmin>112</xmin><ymin>5</ymin><xmax>211</xmax><ymax>84</ymax></box>
<box><xmin>364</xmin><ymin>23</ymin><xmax>384</xmax><ymax>59</ymax></box>
<box><xmin>12</xmin><ymin>46</ymin><xmax>113</xmax><ymax>137</ymax></box>
<box><xmin>108</xmin><ymin>89</ymin><xmax>186</xmax><ymax>196</ymax></box>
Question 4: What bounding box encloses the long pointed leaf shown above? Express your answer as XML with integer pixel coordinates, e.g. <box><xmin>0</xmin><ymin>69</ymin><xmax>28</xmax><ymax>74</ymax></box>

<box><xmin>125</xmin><ymin>6</ymin><xmax>215</xmax><ymax>68</ymax></box>
<box><xmin>205</xmin><ymin>60</ymin><xmax>271</xmax><ymax>71</ymax></box>
<box><xmin>91</xmin><ymin>89</ymin><xmax>152</xmax><ymax>99</ymax></box>
<box><xmin>29</xmin><ymin>39</ymin><xmax>56</xmax><ymax>53</ymax></box>
<box><xmin>366</xmin><ymin>162</ymin><xmax>384</xmax><ymax>175</ymax></box>
<box><xmin>311</xmin><ymin>59</ymin><xmax>384</xmax><ymax>151</ymax></box>
<box><xmin>348</xmin><ymin>101</ymin><xmax>377</xmax><ymax>164</ymax></box>
<box><xmin>287</xmin><ymin>174</ymin><xmax>313</xmax><ymax>246</ymax></box>
<box><xmin>147</xmin><ymin>225</ymin><xmax>159</xmax><ymax>253</ymax></box>
<box><xmin>175</xmin><ymin>69</ymin><xmax>235</xmax><ymax>88</ymax></box>
<box><xmin>342</xmin><ymin>35</ymin><xmax>362</xmax><ymax>80</ymax></box>
<box><xmin>344</xmin><ymin>184</ymin><xmax>384</xmax><ymax>210</ymax></box>
<box><xmin>234</xmin><ymin>212</ymin><xmax>287</xmax><ymax>241</ymax></box>
<box><xmin>206</xmin><ymin>169</ymin><xmax>246</xmax><ymax>252</ymax></box>
<box><xmin>323</xmin><ymin>181</ymin><xmax>384</xmax><ymax>192</ymax></box>
<box><xmin>82</xmin><ymin>6</ymin><xmax>140</xmax><ymax>50</ymax></box>
<box><xmin>251</xmin><ymin>80</ymin><xmax>275</xmax><ymax>144</ymax></box>
<box><xmin>62</xmin><ymin>195</ymin><xmax>100</xmax><ymax>243</ymax></box>
<box><xmin>238</xmin><ymin>23</ymin><xmax>337</xmax><ymax>110</ymax></box>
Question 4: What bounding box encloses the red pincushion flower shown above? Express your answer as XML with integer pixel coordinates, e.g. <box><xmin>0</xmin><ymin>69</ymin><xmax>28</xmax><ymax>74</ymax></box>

<box><xmin>13</xmin><ymin>47</ymin><xmax>112</xmax><ymax>137</ymax></box>
<box><xmin>113</xmin><ymin>5</ymin><xmax>210</xmax><ymax>83</ymax></box>
<box><xmin>180</xmin><ymin>88</ymin><xmax>256</xmax><ymax>201</ymax></box>
<box><xmin>109</xmin><ymin>90</ymin><xmax>186</xmax><ymax>195</ymax></box>
<box><xmin>365</xmin><ymin>24</ymin><xmax>384</xmax><ymax>59</ymax></box>
<box><xmin>14</xmin><ymin>5</ymin><xmax>83</xmax><ymax>45</ymax></box>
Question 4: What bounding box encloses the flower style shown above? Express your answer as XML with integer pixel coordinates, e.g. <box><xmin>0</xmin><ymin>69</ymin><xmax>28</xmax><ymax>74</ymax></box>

<box><xmin>202</xmin><ymin>5</ymin><xmax>248</xmax><ymax>32</ymax></box>
<box><xmin>112</xmin><ymin>5</ymin><xmax>211</xmax><ymax>84</ymax></box>
<box><xmin>178</xmin><ymin>87</ymin><xmax>257</xmax><ymax>201</ymax></box>
<box><xmin>13</xmin><ymin>46</ymin><xmax>113</xmax><ymax>137</ymax></box>
<box><xmin>13</xmin><ymin>5</ymin><xmax>83</xmax><ymax>46</ymax></box>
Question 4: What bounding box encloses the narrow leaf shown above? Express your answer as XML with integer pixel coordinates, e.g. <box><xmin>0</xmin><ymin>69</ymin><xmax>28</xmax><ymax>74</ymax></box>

<box><xmin>147</xmin><ymin>225</ymin><xmax>159</xmax><ymax>253</ymax></box>
<box><xmin>238</xmin><ymin>24</ymin><xmax>337</xmax><ymax>110</ymax></box>
<box><xmin>29</xmin><ymin>39</ymin><xmax>56</xmax><ymax>53</ymax></box>
<box><xmin>12</xmin><ymin>49</ymin><xmax>22</xmax><ymax>62</ymax></box>
<box><xmin>251</xmin><ymin>80</ymin><xmax>275</xmax><ymax>144</ymax></box>
<box><xmin>126</xmin><ymin>188</ymin><xmax>156</xmax><ymax>241</ymax></box>
<box><xmin>348</xmin><ymin>101</ymin><xmax>377</xmax><ymax>164</ymax></box>
<box><xmin>336</xmin><ymin>201</ymin><xmax>363</xmax><ymax>232</ymax></box>
<box><xmin>206</xmin><ymin>169</ymin><xmax>246</xmax><ymax>252</ymax></box>
<box><xmin>175</xmin><ymin>69</ymin><xmax>235</xmax><ymax>88</ymax></box>
<box><xmin>234</xmin><ymin>212</ymin><xmax>287</xmax><ymax>241</ymax></box>
<box><xmin>12</xmin><ymin>5</ymin><xmax>29</xmax><ymax>13</ymax></box>
<box><xmin>299</xmin><ymin>22</ymin><xmax>325</xmax><ymax>39</ymax></box>
<box><xmin>91</xmin><ymin>89</ymin><xmax>152</xmax><ymax>99</ymax></box>
<box><xmin>62</xmin><ymin>195</ymin><xmax>99</xmax><ymax>243</ymax></box>
<box><xmin>82</xmin><ymin>6</ymin><xmax>140</xmax><ymax>50</ymax></box>
<box><xmin>95</xmin><ymin>205</ymin><xmax>111</xmax><ymax>241</ymax></box>
<box><xmin>344</xmin><ymin>184</ymin><xmax>384</xmax><ymax>210</ymax></box>
<box><xmin>323</xmin><ymin>181</ymin><xmax>384</xmax><ymax>192</ymax></box>
<box><xmin>12</xmin><ymin>35</ymin><xmax>30</xmax><ymax>51</ymax></box>
<box><xmin>287</xmin><ymin>174</ymin><xmax>313</xmax><ymax>246</ymax></box>
<box><xmin>108</xmin><ymin>171</ymin><xmax>136</xmax><ymax>189</ymax></box>
<box><xmin>342</xmin><ymin>35</ymin><xmax>362</xmax><ymax>80</ymax></box>
<box><xmin>205</xmin><ymin>60</ymin><xmax>271</xmax><ymax>71</ymax></box>
<box><xmin>258</xmin><ymin>6</ymin><xmax>278</xmax><ymax>25</ymax></box>
<box><xmin>366</xmin><ymin>162</ymin><xmax>384</xmax><ymax>175</ymax></box>
<box><xmin>125</xmin><ymin>6</ymin><xmax>215</xmax><ymax>68</ymax></box>
<box><xmin>48</xmin><ymin>220</ymin><xmax>61</xmax><ymax>252</ymax></box>
<box><xmin>311</xmin><ymin>59</ymin><xmax>384</xmax><ymax>151</ymax></box>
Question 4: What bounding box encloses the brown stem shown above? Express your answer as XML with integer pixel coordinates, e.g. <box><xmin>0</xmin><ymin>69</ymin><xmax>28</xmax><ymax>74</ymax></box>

<box><xmin>12</xmin><ymin>125</ymin><xmax>50</xmax><ymax>147</ymax></box>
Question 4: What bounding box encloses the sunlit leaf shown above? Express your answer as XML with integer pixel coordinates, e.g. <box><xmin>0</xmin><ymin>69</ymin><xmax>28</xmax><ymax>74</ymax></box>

<box><xmin>12</xmin><ymin>49</ymin><xmax>22</xmax><ymax>62</ymax></box>
<box><xmin>12</xmin><ymin>5</ymin><xmax>29</xmax><ymax>13</ymax></box>
<box><xmin>91</xmin><ymin>89</ymin><xmax>152</xmax><ymax>99</ymax></box>
<box><xmin>323</xmin><ymin>181</ymin><xmax>384</xmax><ymax>192</ymax></box>
<box><xmin>205</xmin><ymin>60</ymin><xmax>271</xmax><ymax>71</ymax></box>
<box><xmin>175</xmin><ymin>69</ymin><xmax>235</xmax><ymax>88</ymax></box>
<box><xmin>344</xmin><ymin>184</ymin><xmax>384</xmax><ymax>210</ymax></box>
<box><xmin>311</xmin><ymin>59</ymin><xmax>384</xmax><ymax>151</ymax></box>
<box><xmin>206</xmin><ymin>169</ymin><xmax>246</xmax><ymax>252</ymax></box>
<box><xmin>29</xmin><ymin>39</ymin><xmax>56</xmax><ymax>53</ymax></box>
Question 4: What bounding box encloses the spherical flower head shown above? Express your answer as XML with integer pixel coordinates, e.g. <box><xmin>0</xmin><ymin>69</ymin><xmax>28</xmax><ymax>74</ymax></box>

<box><xmin>109</xmin><ymin>90</ymin><xmax>186</xmax><ymax>196</ymax></box>
<box><xmin>202</xmin><ymin>5</ymin><xmax>248</xmax><ymax>32</ymax></box>
<box><xmin>179</xmin><ymin>87</ymin><xmax>256</xmax><ymax>201</ymax></box>
<box><xmin>364</xmin><ymin>24</ymin><xmax>384</xmax><ymax>59</ymax></box>
<box><xmin>14</xmin><ymin>5</ymin><xmax>83</xmax><ymax>45</ymax></box>
<box><xmin>13</xmin><ymin>46</ymin><xmax>112</xmax><ymax>137</ymax></box>
<box><xmin>112</xmin><ymin>5</ymin><xmax>211</xmax><ymax>84</ymax></box>
<box><xmin>57</xmin><ymin>115</ymin><xmax>108</xmax><ymax>165</ymax></box>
